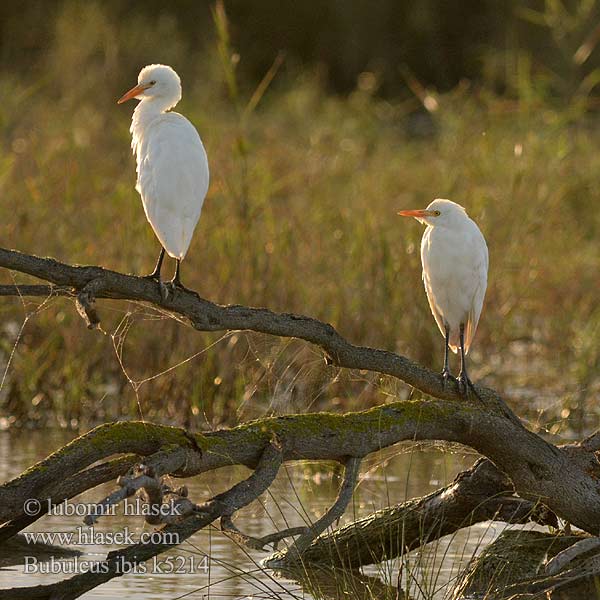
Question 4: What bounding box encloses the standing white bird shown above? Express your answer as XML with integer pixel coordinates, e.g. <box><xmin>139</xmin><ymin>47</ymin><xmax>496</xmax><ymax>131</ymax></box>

<box><xmin>398</xmin><ymin>199</ymin><xmax>488</xmax><ymax>392</ymax></box>
<box><xmin>117</xmin><ymin>64</ymin><xmax>209</xmax><ymax>288</ymax></box>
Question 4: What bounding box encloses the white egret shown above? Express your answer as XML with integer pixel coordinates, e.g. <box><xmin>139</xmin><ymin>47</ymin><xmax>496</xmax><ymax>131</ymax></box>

<box><xmin>118</xmin><ymin>64</ymin><xmax>209</xmax><ymax>288</ymax></box>
<box><xmin>398</xmin><ymin>199</ymin><xmax>488</xmax><ymax>392</ymax></box>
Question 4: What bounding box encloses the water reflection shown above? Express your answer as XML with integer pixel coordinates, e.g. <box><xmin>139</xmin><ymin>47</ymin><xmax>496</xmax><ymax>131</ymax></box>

<box><xmin>275</xmin><ymin>565</ymin><xmax>403</xmax><ymax>600</ymax></box>
<box><xmin>0</xmin><ymin>430</ymin><xmax>494</xmax><ymax>599</ymax></box>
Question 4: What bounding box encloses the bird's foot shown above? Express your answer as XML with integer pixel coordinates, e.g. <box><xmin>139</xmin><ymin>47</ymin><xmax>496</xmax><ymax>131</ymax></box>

<box><xmin>142</xmin><ymin>273</ymin><xmax>170</xmax><ymax>302</ymax></box>
<box><xmin>441</xmin><ymin>368</ymin><xmax>452</xmax><ymax>388</ymax></box>
<box><xmin>457</xmin><ymin>371</ymin><xmax>472</xmax><ymax>398</ymax></box>
<box><xmin>165</xmin><ymin>280</ymin><xmax>177</xmax><ymax>297</ymax></box>
<box><xmin>166</xmin><ymin>278</ymin><xmax>188</xmax><ymax>296</ymax></box>
<box><xmin>158</xmin><ymin>281</ymin><xmax>170</xmax><ymax>302</ymax></box>
<box><xmin>457</xmin><ymin>372</ymin><xmax>479</xmax><ymax>400</ymax></box>
<box><xmin>143</xmin><ymin>268</ymin><xmax>162</xmax><ymax>282</ymax></box>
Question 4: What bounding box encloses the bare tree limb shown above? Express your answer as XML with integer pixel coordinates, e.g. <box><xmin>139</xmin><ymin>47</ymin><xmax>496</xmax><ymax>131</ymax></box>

<box><xmin>0</xmin><ymin>440</ymin><xmax>286</xmax><ymax>600</ymax></box>
<box><xmin>0</xmin><ymin>454</ymin><xmax>139</xmax><ymax>543</ymax></box>
<box><xmin>288</xmin><ymin>458</ymin><xmax>558</xmax><ymax>569</ymax></box>
<box><xmin>0</xmin><ymin>284</ymin><xmax>71</xmax><ymax>297</ymax></box>
<box><xmin>0</xmin><ymin>246</ymin><xmax>514</xmax><ymax>414</ymax></box>
<box><xmin>278</xmin><ymin>456</ymin><xmax>362</xmax><ymax>562</ymax></box>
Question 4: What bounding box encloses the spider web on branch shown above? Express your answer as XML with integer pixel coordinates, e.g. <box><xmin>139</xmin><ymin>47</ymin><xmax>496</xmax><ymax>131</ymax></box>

<box><xmin>108</xmin><ymin>301</ymin><xmax>234</xmax><ymax>422</ymax></box>
<box><xmin>0</xmin><ymin>272</ymin><xmax>67</xmax><ymax>396</ymax></box>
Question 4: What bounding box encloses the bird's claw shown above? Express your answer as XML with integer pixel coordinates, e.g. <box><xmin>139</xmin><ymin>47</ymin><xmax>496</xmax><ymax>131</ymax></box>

<box><xmin>165</xmin><ymin>279</ymin><xmax>187</xmax><ymax>297</ymax></box>
<box><xmin>170</xmin><ymin>278</ymin><xmax>191</xmax><ymax>293</ymax></box>
<box><xmin>159</xmin><ymin>281</ymin><xmax>170</xmax><ymax>302</ymax></box>
<box><xmin>142</xmin><ymin>273</ymin><xmax>169</xmax><ymax>301</ymax></box>
<box><xmin>441</xmin><ymin>368</ymin><xmax>452</xmax><ymax>388</ymax></box>
<box><xmin>457</xmin><ymin>372</ymin><xmax>475</xmax><ymax>398</ymax></box>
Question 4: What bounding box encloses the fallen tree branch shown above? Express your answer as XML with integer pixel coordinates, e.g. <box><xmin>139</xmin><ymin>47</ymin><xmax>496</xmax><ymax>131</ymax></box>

<box><xmin>0</xmin><ymin>454</ymin><xmax>139</xmax><ymax>543</ymax></box>
<box><xmin>1</xmin><ymin>409</ymin><xmax>600</xmax><ymax>537</ymax></box>
<box><xmin>281</xmin><ymin>458</ymin><xmax>557</xmax><ymax>569</ymax></box>
<box><xmin>0</xmin><ymin>457</ymin><xmax>274</xmax><ymax>599</ymax></box>
<box><xmin>544</xmin><ymin>537</ymin><xmax>600</xmax><ymax>576</ymax></box>
<box><xmin>0</xmin><ymin>418</ymin><xmax>587</xmax><ymax>598</ymax></box>
<box><xmin>451</xmin><ymin>529</ymin><xmax>600</xmax><ymax>600</ymax></box>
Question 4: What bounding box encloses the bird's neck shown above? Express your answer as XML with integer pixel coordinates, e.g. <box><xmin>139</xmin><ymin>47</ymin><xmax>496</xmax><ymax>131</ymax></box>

<box><xmin>130</xmin><ymin>98</ymin><xmax>174</xmax><ymax>155</ymax></box>
<box><xmin>132</xmin><ymin>97</ymin><xmax>171</xmax><ymax>128</ymax></box>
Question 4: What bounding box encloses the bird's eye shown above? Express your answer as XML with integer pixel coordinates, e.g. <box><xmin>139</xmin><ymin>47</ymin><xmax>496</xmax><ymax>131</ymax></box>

<box><xmin>149</xmin><ymin>80</ymin><xmax>156</xmax><ymax>85</ymax></box>
<box><xmin>434</xmin><ymin>210</ymin><xmax>441</xmax><ymax>216</ymax></box>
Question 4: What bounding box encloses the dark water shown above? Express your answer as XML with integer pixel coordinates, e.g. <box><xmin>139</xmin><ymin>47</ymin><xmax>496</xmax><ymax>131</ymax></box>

<box><xmin>0</xmin><ymin>430</ymin><xmax>515</xmax><ymax>599</ymax></box>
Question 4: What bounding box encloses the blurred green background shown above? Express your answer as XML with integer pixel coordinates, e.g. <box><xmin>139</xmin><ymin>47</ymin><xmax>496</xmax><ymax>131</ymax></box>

<box><xmin>0</xmin><ymin>0</ymin><xmax>599</xmax><ymax>433</ymax></box>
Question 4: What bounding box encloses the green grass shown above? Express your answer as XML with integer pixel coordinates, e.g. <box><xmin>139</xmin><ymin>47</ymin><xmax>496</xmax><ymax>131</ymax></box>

<box><xmin>0</xmin><ymin>2</ymin><xmax>599</xmax><ymax>430</ymax></box>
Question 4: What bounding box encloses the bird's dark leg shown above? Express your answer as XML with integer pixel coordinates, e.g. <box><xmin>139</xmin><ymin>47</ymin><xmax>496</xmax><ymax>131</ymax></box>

<box><xmin>169</xmin><ymin>259</ymin><xmax>182</xmax><ymax>288</ymax></box>
<box><xmin>146</xmin><ymin>247</ymin><xmax>166</xmax><ymax>281</ymax></box>
<box><xmin>441</xmin><ymin>324</ymin><xmax>451</xmax><ymax>386</ymax></box>
<box><xmin>457</xmin><ymin>323</ymin><xmax>474</xmax><ymax>397</ymax></box>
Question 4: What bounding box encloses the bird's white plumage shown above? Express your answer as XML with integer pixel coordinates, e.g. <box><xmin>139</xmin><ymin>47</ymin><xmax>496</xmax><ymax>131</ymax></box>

<box><xmin>418</xmin><ymin>199</ymin><xmax>488</xmax><ymax>353</ymax></box>
<box><xmin>125</xmin><ymin>64</ymin><xmax>209</xmax><ymax>260</ymax></box>
<box><xmin>133</xmin><ymin>112</ymin><xmax>209</xmax><ymax>259</ymax></box>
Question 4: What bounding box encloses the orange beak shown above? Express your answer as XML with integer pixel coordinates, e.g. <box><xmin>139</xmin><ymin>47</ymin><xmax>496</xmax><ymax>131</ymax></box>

<box><xmin>397</xmin><ymin>209</ymin><xmax>437</xmax><ymax>218</ymax></box>
<box><xmin>117</xmin><ymin>83</ymin><xmax>150</xmax><ymax>104</ymax></box>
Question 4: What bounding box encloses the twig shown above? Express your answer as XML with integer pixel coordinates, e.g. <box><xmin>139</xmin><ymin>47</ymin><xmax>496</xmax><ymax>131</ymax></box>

<box><xmin>274</xmin><ymin>456</ymin><xmax>362</xmax><ymax>563</ymax></box>
<box><xmin>220</xmin><ymin>516</ymin><xmax>308</xmax><ymax>550</ymax></box>
<box><xmin>83</xmin><ymin>448</ymin><xmax>187</xmax><ymax>525</ymax></box>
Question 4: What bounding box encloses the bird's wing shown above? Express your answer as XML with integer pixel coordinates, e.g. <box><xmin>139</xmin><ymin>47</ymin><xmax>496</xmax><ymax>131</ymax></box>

<box><xmin>463</xmin><ymin>230</ymin><xmax>489</xmax><ymax>354</ymax></box>
<box><xmin>421</xmin><ymin>228</ymin><xmax>449</xmax><ymax>342</ymax></box>
<box><xmin>137</xmin><ymin>112</ymin><xmax>210</xmax><ymax>259</ymax></box>
<box><xmin>423</xmin><ymin>269</ymin><xmax>449</xmax><ymax>339</ymax></box>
